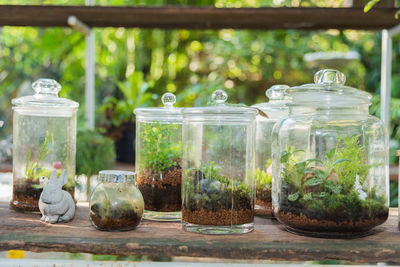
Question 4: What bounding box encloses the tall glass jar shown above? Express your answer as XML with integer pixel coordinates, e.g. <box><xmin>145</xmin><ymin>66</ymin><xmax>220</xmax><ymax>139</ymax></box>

<box><xmin>90</xmin><ymin>170</ymin><xmax>144</xmax><ymax>231</ymax></box>
<box><xmin>272</xmin><ymin>69</ymin><xmax>389</xmax><ymax>238</ymax></box>
<box><xmin>182</xmin><ymin>90</ymin><xmax>257</xmax><ymax>235</ymax></box>
<box><xmin>252</xmin><ymin>85</ymin><xmax>290</xmax><ymax>218</ymax></box>
<box><xmin>134</xmin><ymin>93</ymin><xmax>182</xmax><ymax>221</ymax></box>
<box><xmin>11</xmin><ymin>79</ymin><xmax>78</xmax><ymax>212</ymax></box>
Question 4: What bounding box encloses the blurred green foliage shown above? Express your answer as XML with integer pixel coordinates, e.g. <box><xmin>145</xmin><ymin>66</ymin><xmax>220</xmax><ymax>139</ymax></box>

<box><xmin>1</xmin><ymin>0</ymin><xmax>400</xmax><ymax>160</ymax></box>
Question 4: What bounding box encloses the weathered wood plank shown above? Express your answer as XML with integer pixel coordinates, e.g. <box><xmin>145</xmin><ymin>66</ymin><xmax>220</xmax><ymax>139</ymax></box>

<box><xmin>0</xmin><ymin>5</ymin><xmax>398</xmax><ymax>30</ymax></box>
<box><xmin>0</xmin><ymin>202</ymin><xmax>399</xmax><ymax>263</ymax></box>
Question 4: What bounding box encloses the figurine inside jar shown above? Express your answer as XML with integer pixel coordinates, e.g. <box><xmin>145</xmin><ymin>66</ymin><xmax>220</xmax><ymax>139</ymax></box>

<box><xmin>90</xmin><ymin>170</ymin><xmax>144</xmax><ymax>231</ymax></box>
<box><xmin>252</xmin><ymin>85</ymin><xmax>290</xmax><ymax>218</ymax></box>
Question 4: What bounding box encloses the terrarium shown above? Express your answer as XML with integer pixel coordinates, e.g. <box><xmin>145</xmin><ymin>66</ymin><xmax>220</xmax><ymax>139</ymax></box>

<box><xmin>134</xmin><ymin>93</ymin><xmax>182</xmax><ymax>221</ymax></box>
<box><xmin>252</xmin><ymin>85</ymin><xmax>290</xmax><ymax>218</ymax></box>
<box><xmin>90</xmin><ymin>170</ymin><xmax>144</xmax><ymax>231</ymax></box>
<box><xmin>11</xmin><ymin>79</ymin><xmax>79</xmax><ymax>212</ymax></box>
<box><xmin>182</xmin><ymin>89</ymin><xmax>257</xmax><ymax>234</ymax></box>
<box><xmin>272</xmin><ymin>69</ymin><xmax>389</xmax><ymax>238</ymax></box>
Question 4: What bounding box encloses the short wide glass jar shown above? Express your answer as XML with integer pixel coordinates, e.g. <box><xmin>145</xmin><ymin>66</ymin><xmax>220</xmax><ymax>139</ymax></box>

<box><xmin>11</xmin><ymin>79</ymin><xmax>78</xmax><ymax>212</ymax></box>
<box><xmin>272</xmin><ymin>69</ymin><xmax>389</xmax><ymax>238</ymax></box>
<box><xmin>134</xmin><ymin>93</ymin><xmax>182</xmax><ymax>221</ymax></box>
<box><xmin>90</xmin><ymin>170</ymin><xmax>144</xmax><ymax>231</ymax></box>
<box><xmin>182</xmin><ymin>90</ymin><xmax>257</xmax><ymax>235</ymax></box>
<box><xmin>252</xmin><ymin>85</ymin><xmax>290</xmax><ymax>218</ymax></box>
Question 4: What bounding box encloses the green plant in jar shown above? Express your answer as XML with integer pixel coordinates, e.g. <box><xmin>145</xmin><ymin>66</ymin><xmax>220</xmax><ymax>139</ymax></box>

<box><xmin>254</xmin><ymin>159</ymin><xmax>273</xmax><ymax>215</ymax></box>
<box><xmin>135</xmin><ymin>93</ymin><xmax>183</xmax><ymax>220</ymax></box>
<box><xmin>278</xmin><ymin>134</ymin><xmax>388</xmax><ymax>234</ymax></box>
<box><xmin>182</xmin><ymin>160</ymin><xmax>253</xmax><ymax>226</ymax></box>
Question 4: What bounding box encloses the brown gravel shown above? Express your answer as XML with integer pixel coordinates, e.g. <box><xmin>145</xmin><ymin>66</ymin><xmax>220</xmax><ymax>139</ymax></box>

<box><xmin>255</xmin><ymin>199</ymin><xmax>273</xmax><ymax>217</ymax></box>
<box><xmin>137</xmin><ymin>167</ymin><xmax>181</xmax><ymax>189</ymax></box>
<box><xmin>182</xmin><ymin>208</ymin><xmax>253</xmax><ymax>226</ymax></box>
<box><xmin>278</xmin><ymin>210</ymin><xmax>388</xmax><ymax>232</ymax></box>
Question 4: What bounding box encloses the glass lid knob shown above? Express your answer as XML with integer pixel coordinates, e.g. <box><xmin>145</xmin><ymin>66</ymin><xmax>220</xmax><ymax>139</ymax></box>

<box><xmin>266</xmin><ymin>84</ymin><xmax>290</xmax><ymax>100</ymax></box>
<box><xmin>162</xmin><ymin>92</ymin><xmax>176</xmax><ymax>108</ymax></box>
<box><xmin>32</xmin><ymin>79</ymin><xmax>61</xmax><ymax>96</ymax></box>
<box><xmin>211</xmin><ymin>89</ymin><xmax>228</xmax><ymax>104</ymax></box>
<box><xmin>314</xmin><ymin>69</ymin><xmax>346</xmax><ymax>85</ymax></box>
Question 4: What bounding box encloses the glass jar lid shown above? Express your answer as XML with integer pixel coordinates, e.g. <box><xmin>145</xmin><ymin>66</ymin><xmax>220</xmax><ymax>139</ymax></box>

<box><xmin>134</xmin><ymin>92</ymin><xmax>182</xmax><ymax>121</ymax></box>
<box><xmin>183</xmin><ymin>89</ymin><xmax>257</xmax><ymax>118</ymax></box>
<box><xmin>287</xmin><ymin>69</ymin><xmax>371</xmax><ymax>106</ymax></box>
<box><xmin>12</xmin><ymin>79</ymin><xmax>79</xmax><ymax>109</ymax></box>
<box><xmin>97</xmin><ymin>170</ymin><xmax>136</xmax><ymax>183</ymax></box>
<box><xmin>252</xmin><ymin>85</ymin><xmax>290</xmax><ymax>119</ymax></box>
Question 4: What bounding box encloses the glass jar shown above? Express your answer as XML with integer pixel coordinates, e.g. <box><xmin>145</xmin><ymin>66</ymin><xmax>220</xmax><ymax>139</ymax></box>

<box><xmin>11</xmin><ymin>79</ymin><xmax>79</xmax><ymax>212</ymax></box>
<box><xmin>90</xmin><ymin>170</ymin><xmax>144</xmax><ymax>231</ymax></box>
<box><xmin>252</xmin><ymin>85</ymin><xmax>290</xmax><ymax>218</ymax></box>
<box><xmin>182</xmin><ymin>90</ymin><xmax>257</xmax><ymax>235</ymax></box>
<box><xmin>134</xmin><ymin>93</ymin><xmax>182</xmax><ymax>221</ymax></box>
<box><xmin>272</xmin><ymin>69</ymin><xmax>389</xmax><ymax>238</ymax></box>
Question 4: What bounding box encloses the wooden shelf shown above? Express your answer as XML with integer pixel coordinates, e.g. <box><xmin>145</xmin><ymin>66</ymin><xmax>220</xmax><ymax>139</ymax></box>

<box><xmin>0</xmin><ymin>202</ymin><xmax>399</xmax><ymax>264</ymax></box>
<box><xmin>0</xmin><ymin>5</ymin><xmax>398</xmax><ymax>30</ymax></box>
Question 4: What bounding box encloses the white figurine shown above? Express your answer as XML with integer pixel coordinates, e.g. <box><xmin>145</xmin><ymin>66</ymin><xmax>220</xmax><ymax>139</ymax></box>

<box><xmin>39</xmin><ymin>169</ymin><xmax>75</xmax><ymax>223</ymax></box>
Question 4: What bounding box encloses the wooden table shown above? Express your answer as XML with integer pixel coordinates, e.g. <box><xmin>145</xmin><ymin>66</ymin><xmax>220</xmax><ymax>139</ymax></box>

<box><xmin>0</xmin><ymin>202</ymin><xmax>399</xmax><ymax>264</ymax></box>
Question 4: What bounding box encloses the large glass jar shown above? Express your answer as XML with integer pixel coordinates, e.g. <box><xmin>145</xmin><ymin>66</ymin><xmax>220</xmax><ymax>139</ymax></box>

<box><xmin>182</xmin><ymin>90</ymin><xmax>257</xmax><ymax>235</ymax></box>
<box><xmin>90</xmin><ymin>170</ymin><xmax>144</xmax><ymax>231</ymax></box>
<box><xmin>252</xmin><ymin>85</ymin><xmax>290</xmax><ymax>218</ymax></box>
<box><xmin>11</xmin><ymin>79</ymin><xmax>78</xmax><ymax>212</ymax></box>
<box><xmin>134</xmin><ymin>93</ymin><xmax>182</xmax><ymax>221</ymax></box>
<box><xmin>272</xmin><ymin>69</ymin><xmax>389</xmax><ymax>238</ymax></box>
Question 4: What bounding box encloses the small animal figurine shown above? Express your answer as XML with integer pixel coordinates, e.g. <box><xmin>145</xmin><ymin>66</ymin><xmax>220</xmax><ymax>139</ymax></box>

<box><xmin>39</xmin><ymin>169</ymin><xmax>75</xmax><ymax>224</ymax></box>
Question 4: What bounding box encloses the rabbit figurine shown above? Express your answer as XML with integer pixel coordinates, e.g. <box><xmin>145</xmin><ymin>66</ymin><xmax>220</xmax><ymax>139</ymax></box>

<box><xmin>39</xmin><ymin>169</ymin><xmax>75</xmax><ymax>224</ymax></box>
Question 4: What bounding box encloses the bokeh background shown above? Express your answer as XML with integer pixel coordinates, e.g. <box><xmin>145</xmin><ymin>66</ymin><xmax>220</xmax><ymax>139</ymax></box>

<box><xmin>0</xmin><ymin>0</ymin><xmax>399</xmax><ymax>207</ymax></box>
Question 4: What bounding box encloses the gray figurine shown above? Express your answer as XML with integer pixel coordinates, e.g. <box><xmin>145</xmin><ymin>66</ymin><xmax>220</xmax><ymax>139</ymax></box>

<box><xmin>39</xmin><ymin>169</ymin><xmax>75</xmax><ymax>223</ymax></box>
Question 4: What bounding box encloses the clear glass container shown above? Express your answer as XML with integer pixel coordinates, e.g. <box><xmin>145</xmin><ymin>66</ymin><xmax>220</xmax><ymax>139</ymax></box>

<box><xmin>11</xmin><ymin>79</ymin><xmax>79</xmax><ymax>212</ymax></box>
<box><xmin>272</xmin><ymin>69</ymin><xmax>389</xmax><ymax>238</ymax></box>
<box><xmin>182</xmin><ymin>90</ymin><xmax>257</xmax><ymax>235</ymax></box>
<box><xmin>90</xmin><ymin>170</ymin><xmax>144</xmax><ymax>231</ymax></box>
<box><xmin>134</xmin><ymin>93</ymin><xmax>182</xmax><ymax>221</ymax></box>
<box><xmin>252</xmin><ymin>85</ymin><xmax>290</xmax><ymax>218</ymax></box>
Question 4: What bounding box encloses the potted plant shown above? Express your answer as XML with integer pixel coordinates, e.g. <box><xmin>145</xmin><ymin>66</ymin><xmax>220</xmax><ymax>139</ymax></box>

<box><xmin>255</xmin><ymin>159</ymin><xmax>273</xmax><ymax>217</ymax></box>
<box><xmin>136</xmin><ymin>121</ymin><xmax>182</xmax><ymax>214</ymax></box>
<box><xmin>100</xmin><ymin>71</ymin><xmax>153</xmax><ymax>163</ymax></box>
<box><xmin>276</xmin><ymin>135</ymin><xmax>388</xmax><ymax>234</ymax></box>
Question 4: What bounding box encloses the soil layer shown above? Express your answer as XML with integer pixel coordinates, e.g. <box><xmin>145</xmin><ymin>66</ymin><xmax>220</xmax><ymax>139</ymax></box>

<box><xmin>90</xmin><ymin>203</ymin><xmax>141</xmax><ymax>231</ymax></box>
<box><xmin>255</xmin><ymin>187</ymin><xmax>273</xmax><ymax>217</ymax></box>
<box><xmin>137</xmin><ymin>165</ymin><xmax>181</xmax><ymax>212</ymax></box>
<box><xmin>278</xmin><ymin>210</ymin><xmax>388</xmax><ymax>233</ymax></box>
<box><xmin>10</xmin><ymin>178</ymin><xmax>75</xmax><ymax>212</ymax></box>
<box><xmin>182</xmin><ymin>208</ymin><xmax>253</xmax><ymax>226</ymax></box>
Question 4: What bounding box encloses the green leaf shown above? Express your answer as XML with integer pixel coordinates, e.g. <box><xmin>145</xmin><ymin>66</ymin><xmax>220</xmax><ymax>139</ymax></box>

<box><xmin>306</xmin><ymin>158</ymin><xmax>324</xmax><ymax>164</ymax></box>
<box><xmin>332</xmin><ymin>158</ymin><xmax>349</xmax><ymax>166</ymax></box>
<box><xmin>303</xmin><ymin>177</ymin><xmax>324</xmax><ymax>187</ymax></box>
<box><xmin>303</xmin><ymin>192</ymin><xmax>313</xmax><ymax>201</ymax></box>
<box><xmin>364</xmin><ymin>0</ymin><xmax>380</xmax><ymax>13</ymax></box>
<box><xmin>288</xmin><ymin>191</ymin><xmax>299</xmax><ymax>202</ymax></box>
<box><xmin>280</xmin><ymin>151</ymin><xmax>290</xmax><ymax>163</ymax></box>
<box><xmin>326</xmin><ymin>148</ymin><xmax>336</xmax><ymax>160</ymax></box>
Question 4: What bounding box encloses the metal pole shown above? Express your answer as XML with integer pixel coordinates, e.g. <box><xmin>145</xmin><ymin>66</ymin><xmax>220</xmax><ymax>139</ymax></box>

<box><xmin>85</xmin><ymin>0</ymin><xmax>95</xmax><ymax>130</ymax></box>
<box><xmin>380</xmin><ymin>29</ymin><xmax>392</xmax><ymax>133</ymax></box>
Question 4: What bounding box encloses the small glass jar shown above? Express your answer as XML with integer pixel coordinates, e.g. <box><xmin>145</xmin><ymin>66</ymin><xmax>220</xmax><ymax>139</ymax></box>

<box><xmin>89</xmin><ymin>170</ymin><xmax>144</xmax><ymax>231</ymax></box>
<box><xmin>134</xmin><ymin>93</ymin><xmax>182</xmax><ymax>221</ymax></box>
<box><xmin>11</xmin><ymin>79</ymin><xmax>79</xmax><ymax>212</ymax></box>
<box><xmin>182</xmin><ymin>90</ymin><xmax>257</xmax><ymax>235</ymax></box>
<box><xmin>272</xmin><ymin>69</ymin><xmax>389</xmax><ymax>238</ymax></box>
<box><xmin>252</xmin><ymin>85</ymin><xmax>290</xmax><ymax>218</ymax></box>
